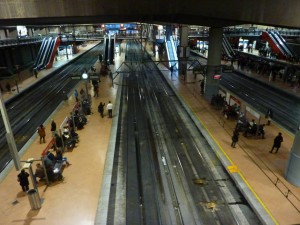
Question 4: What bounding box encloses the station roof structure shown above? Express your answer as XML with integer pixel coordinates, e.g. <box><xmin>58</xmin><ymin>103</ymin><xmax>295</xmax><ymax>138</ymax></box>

<box><xmin>0</xmin><ymin>0</ymin><xmax>300</xmax><ymax>28</ymax></box>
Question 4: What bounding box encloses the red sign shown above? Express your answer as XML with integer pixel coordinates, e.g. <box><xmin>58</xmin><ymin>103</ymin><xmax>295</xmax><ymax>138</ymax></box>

<box><xmin>213</xmin><ymin>74</ymin><xmax>221</xmax><ymax>79</ymax></box>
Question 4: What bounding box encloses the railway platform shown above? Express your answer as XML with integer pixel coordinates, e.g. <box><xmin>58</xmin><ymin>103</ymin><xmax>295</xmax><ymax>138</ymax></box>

<box><xmin>0</xmin><ymin>40</ymin><xmax>121</xmax><ymax>225</ymax></box>
<box><xmin>0</xmin><ymin>39</ymin><xmax>299</xmax><ymax>225</ymax></box>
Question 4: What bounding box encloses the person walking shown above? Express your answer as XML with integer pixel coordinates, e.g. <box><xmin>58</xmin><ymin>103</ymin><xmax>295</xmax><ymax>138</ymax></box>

<box><xmin>17</xmin><ymin>169</ymin><xmax>30</xmax><ymax>192</ymax></box>
<box><xmin>107</xmin><ymin>101</ymin><xmax>113</xmax><ymax>118</ymax></box>
<box><xmin>231</xmin><ymin>129</ymin><xmax>239</xmax><ymax>148</ymax></box>
<box><xmin>270</xmin><ymin>132</ymin><xmax>283</xmax><ymax>153</ymax></box>
<box><xmin>98</xmin><ymin>102</ymin><xmax>105</xmax><ymax>118</ymax></box>
<box><xmin>37</xmin><ymin>124</ymin><xmax>46</xmax><ymax>143</ymax></box>
<box><xmin>51</xmin><ymin>119</ymin><xmax>57</xmax><ymax>137</ymax></box>
<box><xmin>93</xmin><ymin>83</ymin><xmax>99</xmax><ymax>98</ymax></box>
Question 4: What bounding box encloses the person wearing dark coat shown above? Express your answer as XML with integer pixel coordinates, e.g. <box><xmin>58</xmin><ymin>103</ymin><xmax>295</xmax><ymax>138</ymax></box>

<box><xmin>270</xmin><ymin>132</ymin><xmax>283</xmax><ymax>153</ymax></box>
<box><xmin>265</xmin><ymin>108</ymin><xmax>273</xmax><ymax>125</ymax></box>
<box><xmin>231</xmin><ymin>129</ymin><xmax>239</xmax><ymax>148</ymax></box>
<box><xmin>55</xmin><ymin>150</ymin><xmax>71</xmax><ymax>166</ymax></box>
<box><xmin>55</xmin><ymin>134</ymin><xmax>63</xmax><ymax>151</ymax></box>
<box><xmin>51</xmin><ymin>119</ymin><xmax>57</xmax><ymax>137</ymax></box>
<box><xmin>98</xmin><ymin>102</ymin><xmax>105</xmax><ymax>118</ymax></box>
<box><xmin>17</xmin><ymin>169</ymin><xmax>30</xmax><ymax>192</ymax></box>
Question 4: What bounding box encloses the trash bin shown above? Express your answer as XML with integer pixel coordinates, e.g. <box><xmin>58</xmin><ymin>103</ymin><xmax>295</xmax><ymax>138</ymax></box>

<box><xmin>27</xmin><ymin>189</ymin><xmax>41</xmax><ymax>210</ymax></box>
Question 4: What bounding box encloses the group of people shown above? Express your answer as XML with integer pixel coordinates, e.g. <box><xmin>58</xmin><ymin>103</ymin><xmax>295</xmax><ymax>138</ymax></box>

<box><xmin>98</xmin><ymin>101</ymin><xmax>113</xmax><ymax>118</ymax></box>
<box><xmin>236</xmin><ymin>55</ymin><xmax>300</xmax><ymax>88</ymax></box>
<box><xmin>17</xmin><ymin>148</ymin><xmax>71</xmax><ymax>191</ymax></box>
<box><xmin>231</xmin><ymin>117</ymin><xmax>284</xmax><ymax>155</ymax></box>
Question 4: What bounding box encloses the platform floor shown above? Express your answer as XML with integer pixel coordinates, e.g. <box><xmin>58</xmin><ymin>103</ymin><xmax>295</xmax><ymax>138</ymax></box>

<box><xmin>0</xmin><ymin>41</ymin><xmax>299</xmax><ymax>225</ymax></box>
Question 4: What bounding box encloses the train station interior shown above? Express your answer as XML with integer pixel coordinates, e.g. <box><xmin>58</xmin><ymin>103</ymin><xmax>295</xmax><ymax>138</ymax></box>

<box><xmin>0</xmin><ymin>1</ymin><xmax>300</xmax><ymax>225</ymax></box>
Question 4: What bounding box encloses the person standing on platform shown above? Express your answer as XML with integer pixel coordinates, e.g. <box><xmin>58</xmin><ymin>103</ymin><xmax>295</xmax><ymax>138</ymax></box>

<box><xmin>200</xmin><ymin>80</ymin><xmax>204</xmax><ymax>94</ymax></box>
<box><xmin>98</xmin><ymin>102</ymin><xmax>105</xmax><ymax>118</ymax></box>
<box><xmin>51</xmin><ymin>119</ymin><xmax>57</xmax><ymax>137</ymax></box>
<box><xmin>169</xmin><ymin>64</ymin><xmax>174</xmax><ymax>77</ymax></box>
<box><xmin>74</xmin><ymin>89</ymin><xmax>79</xmax><ymax>102</ymax></box>
<box><xmin>265</xmin><ymin>108</ymin><xmax>273</xmax><ymax>125</ymax></box>
<box><xmin>231</xmin><ymin>129</ymin><xmax>239</xmax><ymax>148</ymax></box>
<box><xmin>34</xmin><ymin>163</ymin><xmax>45</xmax><ymax>182</ymax></box>
<box><xmin>55</xmin><ymin>134</ymin><xmax>63</xmax><ymax>151</ymax></box>
<box><xmin>33</xmin><ymin>68</ymin><xmax>38</xmax><ymax>78</ymax></box>
<box><xmin>80</xmin><ymin>88</ymin><xmax>86</xmax><ymax>100</ymax></box>
<box><xmin>55</xmin><ymin>149</ymin><xmax>71</xmax><ymax>166</ymax></box>
<box><xmin>17</xmin><ymin>169</ymin><xmax>30</xmax><ymax>192</ymax></box>
<box><xmin>270</xmin><ymin>132</ymin><xmax>283</xmax><ymax>153</ymax></box>
<box><xmin>107</xmin><ymin>101</ymin><xmax>113</xmax><ymax>118</ymax></box>
<box><xmin>37</xmin><ymin>124</ymin><xmax>46</xmax><ymax>144</ymax></box>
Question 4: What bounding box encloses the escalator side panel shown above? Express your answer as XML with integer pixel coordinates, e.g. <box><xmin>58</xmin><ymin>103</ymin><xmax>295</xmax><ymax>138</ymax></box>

<box><xmin>45</xmin><ymin>37</ymin><xmax>61</xmax><ymax>69</ymax></box>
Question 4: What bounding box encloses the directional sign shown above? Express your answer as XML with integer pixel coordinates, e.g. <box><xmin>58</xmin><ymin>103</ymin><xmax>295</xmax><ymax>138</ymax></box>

<box><xmin>70</xmin><ymin>74</ymin><xmax>100</xmax><ymax>80</ymax></box>
<box><xmin>71</xmin><ymin>76</ymin><xmax>81</xmax><ymax>80</ymax></box>
<box><xmin>90</xmin><ymin>75</ymin><xmax>100</xmax><ymax>80</ymax></box>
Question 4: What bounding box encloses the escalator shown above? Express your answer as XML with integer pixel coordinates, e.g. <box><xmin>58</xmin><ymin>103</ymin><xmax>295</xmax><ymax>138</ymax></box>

<box><xmin>109</xmin><ymin>36</ymin><xmax>115</xmax><ymax>64</ymax></box>
<box><xmin>267</xmin><ymin>31</ymin><xmax>291</xmax><ymax>58</ymax></box>
<box><xmin>103</xmin><ymin>36</ymin><xmax>109</xmax><ymax>62</ymax></box>
<box><xmin>271</xmin><ymin>31</ymin><xmax>295</xmax><ymax>58</ymax></box>
<box><xmin>222</xmin><ymin>34</ymin><xmax>235</xmax><ymax>59</ymax></box>
<box><xmin>39</xmin><ymin>37</ymin><xmax>55</xmax><ymax>69</ymax></box>
<box><xmin>34</xmin><ymin>37</ymin><xmax>52</xmax><ymax>69</ymax></box>
<box><xmin>45</xmin><ymin>37</ymin><xmax>61</xmax><ymax>69</ymax></box>
<box><xmin>261</xmin><ymin>31</ymin><xmax>294</xmax><ymax>59</ymax></box>
<box><xmin>33</xmin><ymin>37</ymin><xmax>47</xmax><ymax>69</ymax></box>
<box><xmin>165</xmin><ymin>36</ymin><xmax>178</xmax><ymax>69</ymax></box>
<box><xmin>35</xmin><ymin>37</ymin><xmax>54</xmax><ymax>70</ymax></box>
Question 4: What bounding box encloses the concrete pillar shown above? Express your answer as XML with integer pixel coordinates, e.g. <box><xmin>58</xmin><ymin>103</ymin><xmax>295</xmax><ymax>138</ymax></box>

<box><xmin>28</xmin><ymin>27</ymin><xmax>34</xmax><ymax>37</ymax></box>
<box><xmin>10</xmin><ymin>28</ymin><xmax>18</xmax><ymax>39</ymax></box>
<box><xmin>204</xmin><ymin>27</ymin><xmax>223</xmax><ymax>101</ymax></box>
<box><xmin>285</xmin><ymin>129</ymin><xmax>300</xmax><ymax>187</ymax></box>
<box><xmin>178</xmin><ymin>25</ymin><xmax>189</xmax><ymax>79</ymax></box>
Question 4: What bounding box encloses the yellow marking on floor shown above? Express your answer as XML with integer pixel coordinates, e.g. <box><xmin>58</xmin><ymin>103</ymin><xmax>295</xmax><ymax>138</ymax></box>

<box><xmin>227</xmin><ymin>165</ymin><xmax>239</xmax><ymax>173</ymax></box>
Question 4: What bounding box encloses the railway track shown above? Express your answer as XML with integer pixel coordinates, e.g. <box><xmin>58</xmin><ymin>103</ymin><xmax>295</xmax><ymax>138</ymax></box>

<box><xmin>107</xmin><ymin>40</ymin><xmax>264</xmax><ymax>224</ymax></box>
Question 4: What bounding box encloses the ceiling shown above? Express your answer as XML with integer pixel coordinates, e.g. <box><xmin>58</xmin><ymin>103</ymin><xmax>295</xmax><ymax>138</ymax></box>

<box><xmin>0</xmin><ymin>0</ymin><xmax>300</xmax><ymax>28</ymax></box>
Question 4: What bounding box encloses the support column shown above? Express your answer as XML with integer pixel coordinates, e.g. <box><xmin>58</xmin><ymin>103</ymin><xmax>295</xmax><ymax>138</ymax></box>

<box><xmin>29</xmin><ymin>27</ymin><xmax>35</xmax><ymax>37</ymax></box>
<box><xmin>285</xmin><ymin>128</ymin><xmax>300</xmax><ymax>187</ymax></box>
<box><xmin>204</xmin><ymin>27</ymin><xmax>223</xmax><ymax>101</ymax></box>
<box><xmin>178</xmin><ymin>25</ymin><xmax>189</xmax><ymax>80</ymax></box>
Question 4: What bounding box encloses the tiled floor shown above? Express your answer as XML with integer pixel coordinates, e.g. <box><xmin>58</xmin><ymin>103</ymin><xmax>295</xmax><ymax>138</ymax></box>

<box><xmin>0</xmin><ymin>40</ymin><xmax>300</xmax><ymax>225</ymax></box>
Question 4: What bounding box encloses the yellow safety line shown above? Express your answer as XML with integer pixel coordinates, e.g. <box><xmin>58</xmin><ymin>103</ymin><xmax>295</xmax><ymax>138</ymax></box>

<box><xmin>180</xmin><ymin>94</ymin><xmax>279</xmax><ymax>224</ymax></box>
